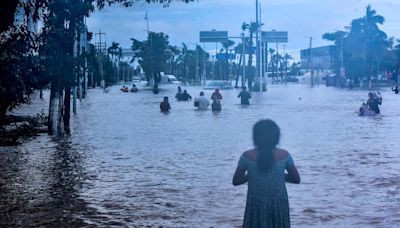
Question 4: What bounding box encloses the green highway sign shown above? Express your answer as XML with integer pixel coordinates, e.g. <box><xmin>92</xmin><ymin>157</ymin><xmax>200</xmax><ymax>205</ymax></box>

<box><xmin>200</xmin><ymin>31</ymin><xmax>228</xmax><ymax>43</ymax></box>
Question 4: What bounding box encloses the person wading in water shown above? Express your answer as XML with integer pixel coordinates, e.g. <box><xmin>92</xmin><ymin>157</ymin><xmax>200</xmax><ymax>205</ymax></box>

<box><xmin>211</xmin><ymin>88</ymin><xmax>223</xmax><ymax>111</ymax></box>
<box><xmin>233</xmin><ymin>119</ymin><xmax>300</xmax><ymax>228</ymax></box>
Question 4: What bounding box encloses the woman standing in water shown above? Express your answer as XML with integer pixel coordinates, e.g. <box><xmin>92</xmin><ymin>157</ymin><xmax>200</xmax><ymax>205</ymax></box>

<box><xmin>233</xmin><ymin>119</ymin><xmax>300</xmax><ymax>228</ymax></box>
<box><xmin>211</xmin><ymin>88</ymin><xmax>223</xmax><ymax>111</ymax></box>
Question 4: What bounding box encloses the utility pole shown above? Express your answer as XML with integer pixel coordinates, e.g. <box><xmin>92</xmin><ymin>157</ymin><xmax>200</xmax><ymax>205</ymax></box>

<box><xmin>340</xmin><ymin>35</ymin><xmax>344</xmax><ymax>68</ymax></box>
<box><xmin>242</xmin><ymin>34</ymin><xmax>246</xmax><ymax>87</ymax></box>
<box><xmin>283</xmin><ymin>44</ymin><xmax>287</xmax><ymax>83</ymax></box>
<box><xmin>145</xmin><ymin>11</ymin><xmax>149</xmax><ymax>33</ymax></box>
<box><xmin>212</xmin><ymin>55</ymin><xmax>215</xmax><ymax>80</ymax></box>
<box><xmin>255</xmin><ymin>0</ymin><xmax>260</xmax><ymax>85</ymax></box>
<box><xmin>145</xmin><ymin>11</ymin><xmax>152</xmax><ymax>48</ymax></box>
<box><xmin>95</xmin><ymin>30</ymin><xmax>106</xmax><ymax>88</ymax></box>
<box><xmin>203</xmin><ymin>43</ymin><xmax>206</xmax><ymax>85</ymax></box>
<box><xmin>305</xmin><ymin>36</ymin><xmax>314</xmax><ymax>86</ymax></box>
<box><xmin>258</xmin><ymin>2</ymin><xmax>263</xmax><ymax>92</ymax></box>
<box><xmin>276</xmin><ymin>42</ymin><xmax>279</xmax><ymax>83</ymax></box>
<box><xmin>195</xmin><ymin>43</ymin><xmax>199</xmax><ymax>84</ymax></box>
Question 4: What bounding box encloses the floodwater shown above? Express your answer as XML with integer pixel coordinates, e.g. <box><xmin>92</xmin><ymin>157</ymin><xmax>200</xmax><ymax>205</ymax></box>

<box><xmin>1</xmin><ymin>84</ymin><xmax>400</xmax><ymax>227</ymax></box>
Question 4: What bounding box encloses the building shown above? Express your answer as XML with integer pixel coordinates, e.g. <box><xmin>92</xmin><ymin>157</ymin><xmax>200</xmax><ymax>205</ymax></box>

<box><xmin>300</xmin><ymin>45</ymin><xmax>336</xmax><ymax>71</ymax></box>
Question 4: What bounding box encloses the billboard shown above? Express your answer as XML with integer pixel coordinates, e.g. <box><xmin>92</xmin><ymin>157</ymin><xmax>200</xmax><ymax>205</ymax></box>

<box><xmin>262</xmin><ymin>31</ymin><xmax>288</xmax><ymax>43</ymax></box>
<box><xmin>200</xmin><ymin>31</ymin><xmax>228</xmax><ymax>43</ymax></box>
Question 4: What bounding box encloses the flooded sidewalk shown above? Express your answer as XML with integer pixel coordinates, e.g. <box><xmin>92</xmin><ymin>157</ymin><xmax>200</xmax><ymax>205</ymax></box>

<box><xmin>1</xmin><ymin>84</ymin><xmax>400</xmax><ymax>227</ymax></box>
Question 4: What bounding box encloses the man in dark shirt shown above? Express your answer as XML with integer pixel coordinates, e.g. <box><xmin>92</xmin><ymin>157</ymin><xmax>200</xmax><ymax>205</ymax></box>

<box><xmin>175</xmin><ymin>86</ymin><xmax>182</xmax><ymax>100</ymax></box>
<box><xmin>392</xmin><ymin>86</ymin><xmax>399</xmax><ymax>94</ymax></box>
<box><xmin>179</xmin><ymin>90</ymin><xmax>192</xmax><ymax>101</ymax></box>
<box><xmin>367</xmin><ymin>92</ymin><xmax>380</xmax><ymax>114</ymax></box>
<box><xmin>238</xmin><ymin>86</ymin><xmax>252</xmax><ymax>105</ymax></box>
<box><xmin>160</xmin><ymin>97</ymin><xmax>171</xmax><ymax>113</ymax></box>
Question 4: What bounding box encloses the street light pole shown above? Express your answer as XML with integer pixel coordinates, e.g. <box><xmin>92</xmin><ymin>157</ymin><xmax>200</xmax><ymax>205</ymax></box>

<box><xmin>203</xmin><ymin>43</ymin><xmax>206</xmax><ymax>85</ymax></box>
<box><xmin>196</xmin><ymin>43</ymin><xmax>199</xmax><ymax>85</ymax></box>
<box><xmin>256</xmin><ymin>0</ymin><xmax>260</xmax><ymax>84</ymax></box>
<box><xmin>334</xmin><ymin>29</ymin><xmax>344</xmax><ymax>69</ymax></box>
<box><xmin>242</xmin><ymin>33</ymin><xmax>246</xmax><ymax>88</ymax></box>
<box><xmin>341</xmin><ymin>36</ymin><xmax>344</xmax><ymax>68</ymax></box>
<box><xmin>259</xmin><ymin>2</ymin><xmax>262</xmax><ymax>92</ymax></box>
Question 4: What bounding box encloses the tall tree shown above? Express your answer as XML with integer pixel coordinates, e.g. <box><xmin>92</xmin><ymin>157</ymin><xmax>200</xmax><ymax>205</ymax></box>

<box><xmin>323</xmin><ymin>5</ymin><xmax>392</xmax><ymax>86</ymax></box>
<box><xmin>132</xmin><ymin>32</ymin><xmax>170</xmax><ymax>92</ymax></box>
<box><xmin>221</xmin><ymin>39</ymin><xmax>235</xmax><ymax>81</ymax></box>
<box><xmin>108</xmin><ymin>41</ymin><xmax>122</xmax><ymax>81</ymax></box>
<box><xmin>244</xmin><ymin>22</ymin><xmax>259</xmax><ymax>89</ymax></box>
<box><xmin>0</xmin><ymin>0</ymin><xmax>195</xmax><ymax>130</ymax></box>
<box><xmin>234</xmin><ymin>42</ymin><xmax>244</xmax><ymax>88</ymax></box>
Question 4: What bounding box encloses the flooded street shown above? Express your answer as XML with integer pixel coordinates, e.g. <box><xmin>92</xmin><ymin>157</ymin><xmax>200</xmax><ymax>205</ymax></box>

<box><xmin>1</xmin><ymin>84</ymin><xmax>400</xmax><ymax>227</ymax></box>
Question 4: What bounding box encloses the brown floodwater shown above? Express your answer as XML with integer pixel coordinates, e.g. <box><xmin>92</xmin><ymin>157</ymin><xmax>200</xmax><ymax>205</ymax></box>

<box><xmin>1</xmin><ymin>84</ymin><xmax>399</xmax><ymax>227</ymax></box>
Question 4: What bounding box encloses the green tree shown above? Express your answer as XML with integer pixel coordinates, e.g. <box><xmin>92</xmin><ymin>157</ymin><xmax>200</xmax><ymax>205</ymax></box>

<box><xmin>323</xmin><ymin>5</ymin><xmax>393</xmax><ymax>86</ymax></box>
<box><xmin>0</xmin><ymin>0</ymin><xmax>195</xmax><ymax>130</ymax></box>
<box><xmin>108</xmin><ymin>41</ymin><xmax>122</xmax><ymax>81</ymax></box>
<box><xmin>234</xmin><ymin>42</ymin><xmax>244</xmax><ymax>87</ymax></box>
<box><xmin>0</xmin><ymin>28</ymin><xmax>42</xmax><ymax>123</ymax></box>
<box><xmin>132</xmin><ymin>32</ymin><xmax>170</xmax><ymax>92</ymax></box>
<box><xmin>243</xmin><ymin>22</ymin><xmax>259</xmax><ymax>89</ymax></box>
<box><xmin>233</xmin><ymin>22</ymin><xmax>250</xmax><ymax>88</ymax></box>
<box><xmin>221</xmin><ymin>39</ymin><xmax>235</xmax><ymax>81</ymax></box>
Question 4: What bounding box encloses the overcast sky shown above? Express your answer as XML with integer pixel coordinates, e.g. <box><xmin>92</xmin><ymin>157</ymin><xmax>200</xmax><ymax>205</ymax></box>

<box><xmin>87</xmin><ymin>0</ymin><xmax>400</xmax><ymax>60</ymax></box>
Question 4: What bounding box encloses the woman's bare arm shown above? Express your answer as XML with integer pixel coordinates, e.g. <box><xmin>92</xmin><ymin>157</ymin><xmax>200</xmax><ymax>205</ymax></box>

<box><xmin>285</xmin><ymin>165</ymin><xmax>300</xmax><ymax>184</ymax></box>
<box><xmin>232</xmin><ymin>165</ymin><xmax>247</xmax><ymax>186</ymax></box>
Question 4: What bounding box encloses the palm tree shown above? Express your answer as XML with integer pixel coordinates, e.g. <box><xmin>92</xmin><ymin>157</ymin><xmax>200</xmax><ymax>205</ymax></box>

<box><xmin>167</xmin><ymin>45</ymin><xmax>181</xmax><ymax>76</ymax></box>
<box><xmin>322</xmin><ymin>30</ymin><xmax>347</xmax><ymax>74</ymax></box>
<box><xmin>221</xmin><ymin>39</ymin><xmax>235</xmax><ymax>81</ymax></box>
<box><xmin>324</xmin><ymin>5</ymin><xmax>389</xmax><ymax>86</ymax></box>
<box><xmin>108</xmin><ymin>41</ymin><xmax>121</xmax><ymax>81</ymax></box>
<box><xmin>267</xmin><ymin>48</ymin><xmax>275</xmax><ymax>82</ymax></box>
<box><xmin>282</xmin><ymin>53</ymin><xmax>293</xmax><ymax>82</ymax></box>
<box><xmin>245</xmin><ymin>22</ymin><xmax>259</xmax><ymax>89</ymax></box>
<box><xmin>234</xmin><ymin>43</ymin><xmax>244</xmax><ymax>88</ymax></box>
<box><xmin>233</xmin><ymin>22</ymin><xmax>250</xmax><ymax>88</ymax></box>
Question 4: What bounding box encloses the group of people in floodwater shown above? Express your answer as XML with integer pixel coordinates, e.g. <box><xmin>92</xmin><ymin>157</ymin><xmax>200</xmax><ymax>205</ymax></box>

<box><xmin>160</xmin><ymin>86</ymin><xmax>252</xmax><ymax>113</ymax></box>
<box><xmin>120</xmin><ymin>84</ymin><xmax>140</xmax><ymax>93</ymax></box>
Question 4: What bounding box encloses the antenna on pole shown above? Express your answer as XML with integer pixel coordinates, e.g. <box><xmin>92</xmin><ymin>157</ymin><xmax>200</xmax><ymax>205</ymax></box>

<box><xmin>145</xmin><ymin>11</ymin><xmax>150</xmax><ymax>33</ymax></box>
<box><xmin>305</xmin><ymin>36</ymin><xmax>314</xmax><ymax>73</ymax></box>
<box><xmin>145</xmin><ymin>11</ymin><xmax>152</xmax><ymax>48</ymax></box>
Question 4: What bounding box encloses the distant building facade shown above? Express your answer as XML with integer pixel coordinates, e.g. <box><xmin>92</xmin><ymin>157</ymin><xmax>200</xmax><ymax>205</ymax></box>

<box><xmin>300</xmin><ymin>45</ymin><xmax>336</xmax><ymax>71</ymax></box>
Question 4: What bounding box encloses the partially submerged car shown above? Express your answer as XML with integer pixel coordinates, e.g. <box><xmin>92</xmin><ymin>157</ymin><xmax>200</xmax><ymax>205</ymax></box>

<box><xmin>160</xmin><ymin>75</ymin><xmax>181</xmax><ymax>85</ymax></box>
<box><xmin>204</xmin><ymin>81</ymin><xmax>233</xmax><ymax>90</ymax></box>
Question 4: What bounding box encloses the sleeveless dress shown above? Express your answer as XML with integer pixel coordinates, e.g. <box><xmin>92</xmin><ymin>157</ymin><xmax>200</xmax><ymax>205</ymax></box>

<box><xmin>238</xmin><ymin>153</ymin><xmax>295</xmax><ymax>228</ymax></box>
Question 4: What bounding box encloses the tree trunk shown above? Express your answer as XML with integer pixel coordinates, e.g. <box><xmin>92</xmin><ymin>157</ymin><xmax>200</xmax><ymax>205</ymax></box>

<box><xmin>247</xmin><ymin>34</ymin><xmax>254</xmax><ymax>89</ymax></box>
<box><xmin>248</xmin><ymin>74</ymin><xmax>253</xmax><ymax>90</ymax></box>
<box><xmin>235</xmin><ymin>53</ymin><xmax>243</xmax><ymax>88</ymax></box>
<box><xmin>64</xmin><ymin>86</ymin><xmax>71</xmax><ymax>133</ymax></box>
<box><xmin>56</xmin><ymin>87</ymin><xmax>64</xmax><ymax>137</ymax></box>
<box><xmin>48</xmin><ymin>82</ymin><xmax>57</xmax><ymax>135</ymax></box>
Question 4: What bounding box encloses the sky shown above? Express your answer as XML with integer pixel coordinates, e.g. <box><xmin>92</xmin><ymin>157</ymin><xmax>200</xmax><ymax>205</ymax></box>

<box><xmin>87</xmin><ymin>0</ymin><xmax>400</xmax><ymax>60</ymax></box>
